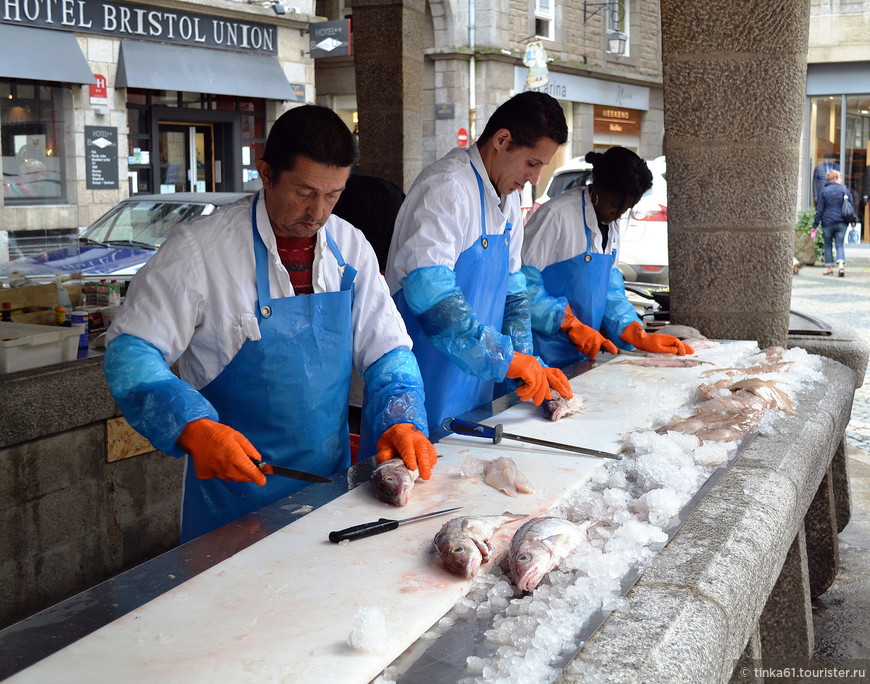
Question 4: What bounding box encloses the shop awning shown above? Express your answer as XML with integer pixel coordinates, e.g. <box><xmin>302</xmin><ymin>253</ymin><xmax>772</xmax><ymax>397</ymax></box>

<box><xmin>0</xmin><ymin>24</ymin><xmax>95</xmax><ymax>84</ymax></box>
<box><xmin>116</xmin><ymin>40</ymin><xmax>299</xmax><ymax>101</ymax></box>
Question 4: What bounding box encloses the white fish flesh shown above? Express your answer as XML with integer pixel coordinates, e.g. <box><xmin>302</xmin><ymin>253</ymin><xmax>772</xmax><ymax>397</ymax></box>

<box><xmin>618</xmin><ymin>355</ymin><xmax>708</xmax><ymax>368</ymax></box>
<box><xmin>483</xmin><ymin>457</ymin><xmax>533</xmax><ymax>497</ymax></box>
<box><xmin>460</xmin><ymin>456</ymin><xmax>533</xmax><ymax>497</ymax></box>
<box><xmin>434</xmin><ymin>514</ymin><xmax>527</xmax><ymax>578</ymax></box>
<box><xmin>727</xmin><ymin>378</ymin><xmax>796</xmax><ymax>414</ymax></box>
<box><xmin>509</xmin><ymin>517</ymin><xmax>592</xmax><ymax>592</ymax></box>
<box><xmin>542</xmin><ymin>394</ymin><xmax>586</xmax><ymax>421</ymax></box>
<box><xmin>655</xmin><ymin>324</ymin><xmax>703</xmax><ymax>339</ymax></box>
<box><xmin>370</xmin><ymin>459</ymin><xmax>419</xmax><ymax>507</ymax></box>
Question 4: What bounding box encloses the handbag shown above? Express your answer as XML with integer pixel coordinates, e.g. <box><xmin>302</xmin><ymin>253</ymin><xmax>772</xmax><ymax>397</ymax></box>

<box><xmin>842</xmin><ymin>192</ymin><xmax>856</xmax><ymax>222</ymax></box>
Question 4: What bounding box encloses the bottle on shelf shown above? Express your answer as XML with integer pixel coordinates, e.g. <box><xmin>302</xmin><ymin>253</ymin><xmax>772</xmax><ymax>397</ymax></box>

<box><xmin>1</xmin><ymin>302</ymin><xmax>12</xmax><ymax>322</ymax></box>
<box><xmin>56</xmin><ymin>274</ymin><xmax>73</xmax><ymax>310</ymax></box>
<box><xmin>55</xmin><ymin>306</ymin><xmax>68</xmax><ymax>326</ymax></box>
<box><xmin>108</xmin><ymin>280</ymin><xmax>121</xmax><ymax>307</ymax></box>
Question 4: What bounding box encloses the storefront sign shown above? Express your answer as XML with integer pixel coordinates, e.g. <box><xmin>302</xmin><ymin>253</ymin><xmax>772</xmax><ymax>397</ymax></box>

<box><xmin>0</xmin><ymin>0</ymin><xmax>277</xmax><ymax>55</ymax></box>
<box><xmin>85</xmin><ymin>126</ymin><xmax>118</xmax><ymax>189</ymax></box>
<box><xmin>593</xmin><ymin>105</ymin><xmax>641</xmax><ymax>136</ymax></box>
<box><xmin>309</xmin><ymin>19</ymin><xmax>350</xmax><ymax>58</ymax></box>
<box><xmin>513</xmin><ymin>67</ymin><xmax>650</xmax><ymax>111</ymax></box>
<box><xmin>89</xmin><ymin>74</ymin><xmax>108</xmax><ymax>104</ymax></box>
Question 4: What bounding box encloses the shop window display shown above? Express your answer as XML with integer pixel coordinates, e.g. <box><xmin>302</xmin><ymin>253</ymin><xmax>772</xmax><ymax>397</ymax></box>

<box><xmin>1</xmin><ymin>80</ymin><xmax>69</xmax><ymax>203</ymax></box>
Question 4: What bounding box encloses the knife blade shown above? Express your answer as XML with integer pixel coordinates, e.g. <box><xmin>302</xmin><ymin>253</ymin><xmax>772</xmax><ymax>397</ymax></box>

<box><xmin>250</xmin><ymin>457</ymin><xmax>332</xmax><ymax>483</ymax></box>
<box><xmin>328</xmin><ymin>506</ymin><xmax>462</xmax><ymax>543</ymax></box>
<box><xmin>442</xmin><ymin>417</ymin><xmax>620</xmax><ymax>460</ymax></box>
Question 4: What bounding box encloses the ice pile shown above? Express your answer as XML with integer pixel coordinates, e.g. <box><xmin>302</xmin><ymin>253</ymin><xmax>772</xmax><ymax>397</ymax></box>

<box><xmin>347</xmin><ymin>605</ymin><xmax>389</xmax><ymax>654</ymax></box>
<box><xmin>393</xmin><ymin>345</ymin><xmax>825</xmax><ymax>683</ymax></box>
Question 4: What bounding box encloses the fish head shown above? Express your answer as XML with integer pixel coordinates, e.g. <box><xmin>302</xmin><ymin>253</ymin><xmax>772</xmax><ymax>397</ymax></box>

<box><xmin>370</xmin><ymin>460</ymin><xmax>415</xmax><ymax>506</ymax></box>
<box><xmin>436</xmin><ymin>534</ymin><xmax>483</xmax><ymax>578</ymax></box>
<box><xmin>509</xmin><ymin>540</ymin><xmax>554</xmax><ymax>592</ymax></box>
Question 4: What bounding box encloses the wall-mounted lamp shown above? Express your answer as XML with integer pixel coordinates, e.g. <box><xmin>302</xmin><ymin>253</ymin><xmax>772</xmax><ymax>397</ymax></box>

<box><xmin>271</xmin><ymin>1</ymin><xmax>286</xmax><ymax>15</ymax></box>
<box><xmin>583</xmin><ymin>1</ymin><xmax>627</xmax><ymax>56</ymax></box>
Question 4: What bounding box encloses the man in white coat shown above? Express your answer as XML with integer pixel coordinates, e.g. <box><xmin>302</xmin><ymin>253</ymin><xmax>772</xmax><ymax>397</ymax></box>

<box><xmin>104</xmin><ymin>105</ymin><xmax>436</xmax><ymax>541</ymax></box>
<box><xmin>385</xmin><ymin>92</ymin><xmax>573</xmax><ymax>435</ymax></box>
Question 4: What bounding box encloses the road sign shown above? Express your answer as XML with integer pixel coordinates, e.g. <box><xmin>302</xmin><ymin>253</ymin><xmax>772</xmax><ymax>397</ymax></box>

<box><xmin>457</xmin><ymin>127</ymin><xmax>468</xmax><ymax>148</ymax></box>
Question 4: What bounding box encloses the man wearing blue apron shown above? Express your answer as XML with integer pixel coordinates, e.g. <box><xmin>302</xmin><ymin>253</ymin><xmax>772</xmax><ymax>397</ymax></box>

<box><xmin>385</xmin><ymin>92</ymin><xmax>573</xmax><ymax>436</ymax></box>
<box><xmin>522</xmin><ymin>147</ymin><xmax>693</xmax><ymax>368</ymax></box>
<box><xmin>104</xmin><ymin>106</ymin><xmax>436</xmax><ymax>541</ymax></box>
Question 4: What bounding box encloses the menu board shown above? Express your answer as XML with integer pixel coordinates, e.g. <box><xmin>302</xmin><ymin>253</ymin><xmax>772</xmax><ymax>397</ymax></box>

<box><xmin>85</xmin><ymin>125</ymin><xmax>119</xmax><ymax>189</ymax></box>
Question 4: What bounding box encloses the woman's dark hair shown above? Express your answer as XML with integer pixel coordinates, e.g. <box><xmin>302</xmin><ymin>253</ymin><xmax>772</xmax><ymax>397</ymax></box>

<box><xmin>585</xmin><ymin>147</ymin><xmax>653</xmax><ymax>207</ymax></box>
<box><xmin>262</xmin><ymin>104</ymin><xmax>356</xmax><ymax>171</ymax></box>
<box><xmin>478</xmin><ymin>92</ymin><xmax>568</xmax><ymax>149</ymax></box>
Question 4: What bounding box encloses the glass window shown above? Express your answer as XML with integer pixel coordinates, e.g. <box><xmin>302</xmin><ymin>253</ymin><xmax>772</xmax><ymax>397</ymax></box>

<box><xmin>1</xmin><ymin>79</ymin><xmax>70</xmax><ymax>203</ymax></box>
<box><xmin>809</xmin><ymin>96</ymin><xmax>842</xmax><ymax>206</ymax></box>
<box><xmin>844</xmin><ymin>95</ymin><xmax>870</xmax><ymax>236</ymax></box>
<box><xmin>535</xmin><ymin>0</ymin><xmax>554</xmax><ymax>41</ymax></box>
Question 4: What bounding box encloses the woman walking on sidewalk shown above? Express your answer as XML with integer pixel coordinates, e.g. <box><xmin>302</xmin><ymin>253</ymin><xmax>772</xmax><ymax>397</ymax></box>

<box><xmin>813</xmin><ymin>168</ymin><xmax>856</xmax><ymax>277</ymax></box>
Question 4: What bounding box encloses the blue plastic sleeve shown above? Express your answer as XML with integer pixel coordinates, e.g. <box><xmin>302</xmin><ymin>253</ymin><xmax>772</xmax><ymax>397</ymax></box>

<box><xmin>602</xmin><ymin>268</ymin><xmax>642</xmax><ymax>349</ymax></box>
<box><xmin>503</xmin><ymin>272</ymin><xmax>534</xmax><ymax>355</ymax></box>
<box><xmin>404</xmin><ymin>265</ymin><xmax>514</xmax><ymax>381</ymax></box>
<box><xmin>362</xmin><ymin>349</ymin><xmax>429</xmax><ymax>438</ymax></box>
<box><xmin>103</xmin><ymin>334</ymin><xmax>218</xmax><ymax>456</ymax></box>
<box><xmin>521</xmin><ymin>265</ymin><xmax>568</xmax><ymax>336</ymax></box>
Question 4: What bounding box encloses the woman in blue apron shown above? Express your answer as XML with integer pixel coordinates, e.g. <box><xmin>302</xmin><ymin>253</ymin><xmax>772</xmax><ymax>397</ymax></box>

<box><xmin>522</xmin><ymin>147</ymin><xmax>693</xmax><ymax>368</ymax></box>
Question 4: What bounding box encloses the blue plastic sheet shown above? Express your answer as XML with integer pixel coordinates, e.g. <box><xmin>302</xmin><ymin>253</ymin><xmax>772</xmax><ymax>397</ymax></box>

<box><xmin>103</xmin><ymin>334</ymin><xmax>217</xmax><ymax>456</ymax></box>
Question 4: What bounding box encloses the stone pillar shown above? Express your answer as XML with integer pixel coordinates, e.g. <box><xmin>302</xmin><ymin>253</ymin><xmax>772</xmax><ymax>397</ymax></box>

<box><xmin>831</xmin><ymin>437</ymin><xmax>852</xmax><ymax>532</ymax></box>
<box><xmin>660</xmin><ymin>1</ymin><xmax>810</xmax><ymax>347</ymax></box>
<box><xmin>729</xmin><ymin>627</ymin><xmax>762</xmax><ymax>683</ymax></box>
<box><xmin>805</xmin><ymin>466</ymin><xmax>840</xmax><ymax>598</ymax></box>
<box><xmin>351</xmin><ymin>0</ymin><xmax>425</xmax><ymax>191</ymax></box>
<box><xmin>758</xmin><ymin>528</ymin><xmax>813</xmax><ymax>660</ymax></box>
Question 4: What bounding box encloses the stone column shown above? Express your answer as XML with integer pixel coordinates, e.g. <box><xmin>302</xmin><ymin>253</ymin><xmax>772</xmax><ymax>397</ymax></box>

<box><xmin>351</xmin><ymin>0</ymin><xmax>425</xmax><ymax>191</ymax></box>
<box><xmin>660</xmin><ymin>1</ymin><xmax>810</xmax><ymax>346</ymax></box>
<box><xmin>805</xmin><ymin>466</ymin><xmax>840</xmax><ymax>598</ymax></box>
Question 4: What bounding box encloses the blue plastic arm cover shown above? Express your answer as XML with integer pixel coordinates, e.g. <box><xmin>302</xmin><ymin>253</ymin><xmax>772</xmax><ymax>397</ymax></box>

<box><xmin>103</xmin><ymin>334</ymin><xmax>218</xmax><ymax>456</ymax></box>
<box><xmin>603</xmin><ymin>267</ymin><xmax>643</xmax><ymax>349</ymax></box>
<box><xmin>503</xmin><ymin>271</ymin><xmax>534</xmax><ymax>355</ymax></box>
<box><xmin>403</xmin><ymin>265</ymin><xmax>514</xmax><ymax>381</ymax></box>
<box><xmin>363</xmin><ymin>348</ymin><xmax>429</xmax><ymax>439</ymax></box>
<box><xmin>521</xmin><ymin>265</ymin><xmax>569</xmax><ymax>336</ymax></box>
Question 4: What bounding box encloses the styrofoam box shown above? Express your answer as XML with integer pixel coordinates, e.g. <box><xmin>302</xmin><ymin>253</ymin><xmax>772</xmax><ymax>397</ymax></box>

<box><xmin>0</xmin><ymin>322</ymin><xmax>82</xmax><ymax>374</ymax></box>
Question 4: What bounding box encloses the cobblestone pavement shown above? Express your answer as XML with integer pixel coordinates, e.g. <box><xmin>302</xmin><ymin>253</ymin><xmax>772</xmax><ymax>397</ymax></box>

<box><xmin>789</xmin><ymin>245</ymin><xmax>870</xmax><ymax>661</ymax></box>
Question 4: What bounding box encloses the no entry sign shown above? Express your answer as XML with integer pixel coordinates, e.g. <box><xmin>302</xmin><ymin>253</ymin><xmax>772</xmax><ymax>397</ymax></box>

<box><xmin>457</xmin><ymin>127</ymin><xmax>469</xmax><ymax>148</ymax></box>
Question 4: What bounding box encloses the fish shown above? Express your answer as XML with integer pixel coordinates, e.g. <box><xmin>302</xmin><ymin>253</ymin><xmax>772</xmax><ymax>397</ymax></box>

<box><xmin>483</xmin><ymin>457</ymin><xmax>533</xmax><ymax>497</ymax></box>
<box><xmin>434</xmin><ymin>513</ymin><xmax>527</xmax><ymax>578</ymax></box>
<box><xmin>703</xmin><ymin>360</ymin><xmax>794</xmax><ymax>377</ymax></box>
<box><xmin>509</xmin><ymin>517</ymin><xmax>593</xmax><ymax>592</ymax></box>
<box><xmin>370</xmin><ymin>458</ymin><xmax>419</xmax><ymax>506</ymax></box>
<box><xmin>542</xmin><ymin>394</ymin><xmax>586</xmax><ymax>421</ymax></box>
<box><xmin>655</xmin><ymin>324</ymin><xmax>703</xmax><ymax>339</ymax></box>
<box><xmin>728</xmin><ymin>378</ymin><xmax>796</xmax><ymax>414</ymax></box>
<box><xmin>460</xmin><ymin>456</ymin><xmax>533</xmax><ymax>497</ymax></box>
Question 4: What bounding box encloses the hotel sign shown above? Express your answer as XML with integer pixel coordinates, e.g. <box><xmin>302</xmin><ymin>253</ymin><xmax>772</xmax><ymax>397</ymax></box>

<box><xmin>1</xmin><ymin>0</ymin><xmax>278</xmax><ymax>54</ymax></box>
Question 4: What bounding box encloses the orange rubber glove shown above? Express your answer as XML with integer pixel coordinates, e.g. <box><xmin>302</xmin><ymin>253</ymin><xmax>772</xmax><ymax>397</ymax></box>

<box><xmin>505</xmin><ymin>352</ymin><xmax>573</xmax><ymax>405</ymax></box>
<box><xmin>376</xmin><ymin>423</ymin><xmax>438</xmax><ymax>480</ymax></box>
<box><xmin>620</xmin><ymin>320</ymin><xmax>694</xmax><ymax>356</ymax></box>
<box><xmin>560</xmin><ymin>305</ymin><xmax>618</xmax><ymax>360</ymax></box>
<box><xmin>176</xmin><ymin>418</ymin><xmax>267</xmax><ymax>485</ymax></box>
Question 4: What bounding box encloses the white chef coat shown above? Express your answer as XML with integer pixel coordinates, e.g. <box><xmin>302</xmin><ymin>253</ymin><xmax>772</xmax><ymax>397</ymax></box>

<box><xmin>107</xmin><ymin>190</ymin><xmax>411</xmax><ymax>390</ymax></box>
<box><xmin>385</xmin><ymin>144</ymin><xmax>524</xmax><ymax>294</ymax></box>
<box><xmin>522</xmin><ymin>186</ymin><xmax>622</xmax><ymax>271</ymax></box>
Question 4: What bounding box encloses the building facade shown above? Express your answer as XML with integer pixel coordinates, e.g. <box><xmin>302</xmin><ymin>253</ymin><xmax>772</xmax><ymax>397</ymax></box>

<box><xmin>805</xmin><ymin>0</ymin><xmax>870</xmax><ymax>236</ymax></box>
<box><xmin>0</xmin><ymin>0</ymin><xmax>313</xmax><ymax>253</ymax></box>
<box><xmin>315</xmin><ymin>0</ymin><xmax>664</xmax><ymax>196</ymax></box>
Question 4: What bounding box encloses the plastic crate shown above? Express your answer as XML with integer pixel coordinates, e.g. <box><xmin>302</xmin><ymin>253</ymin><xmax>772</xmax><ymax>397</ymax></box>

<box><xmin>0</xmin><ymin>322</ymin><xmax>81</xmax><ymax>374</ymax></box>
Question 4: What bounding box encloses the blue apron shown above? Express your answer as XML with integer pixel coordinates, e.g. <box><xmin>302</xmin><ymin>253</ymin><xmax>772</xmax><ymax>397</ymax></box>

<box><xmin>182</xmin><ymin>194</ymin><xmax>354</xmax><ymax>541</ymax></box>
<box><xmin>533</xmin><ymin>189</ymin><xmax>614</xmax><ymax>369</ymax></box>
<box><xmin>393</xmin><ymin>162</ymin><xmax>512</xmax><ymax>435</ymax></box>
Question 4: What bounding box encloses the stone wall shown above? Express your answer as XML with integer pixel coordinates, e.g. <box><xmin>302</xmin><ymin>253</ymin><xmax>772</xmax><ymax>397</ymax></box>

<box><xmin>0</xmin><ymin>357</ymin><xmax>183</xmax><ymax>629</ymax></box>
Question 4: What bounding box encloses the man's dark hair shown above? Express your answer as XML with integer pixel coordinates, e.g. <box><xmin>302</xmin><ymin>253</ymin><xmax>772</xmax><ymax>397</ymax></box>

<box><xmin>477</xmin><ymin>92</ymin><xmax>568</xmax><ymax>149</ymax></box>
<box><xmin>585</xmin><ymin>146</ymin><xmax>653</xmax><ymax>208</ymax></box>
<box><xmin>262</xmin><ymin>104</ymin><xmax>356</xmax><ymax>172</ymax></box>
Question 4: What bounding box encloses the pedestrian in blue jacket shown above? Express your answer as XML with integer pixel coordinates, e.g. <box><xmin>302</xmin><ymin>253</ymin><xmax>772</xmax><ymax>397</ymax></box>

<box><xmin>813</xmin><ymin>169</ymin><xmax>856</xmax><ymax>277</ymax></box>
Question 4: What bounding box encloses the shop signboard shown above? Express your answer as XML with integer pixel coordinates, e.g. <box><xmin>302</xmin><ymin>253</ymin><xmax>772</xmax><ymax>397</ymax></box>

<box><xmin>85</xmin><ymin>126</ymin><xmax>119</xmax><ymax>190</ymax></box>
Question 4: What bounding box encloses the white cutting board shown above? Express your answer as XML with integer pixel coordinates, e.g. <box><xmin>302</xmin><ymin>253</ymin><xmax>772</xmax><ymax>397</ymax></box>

<box><xmin>9</xmin><ymin>341</ymin><xmax>757</xmax><ymax>684</ymax></box>
<box><xmin>8</xmin><ymin>445</ymin><xmax>601</xmax><ymax>684</ymax></box>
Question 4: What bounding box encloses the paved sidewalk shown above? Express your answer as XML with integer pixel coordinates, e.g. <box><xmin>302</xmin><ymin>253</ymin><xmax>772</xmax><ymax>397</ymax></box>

<box><xmin>790</xmin><ymin>248</ymin><xmax>870</xmax><ymax>660</ymax></box>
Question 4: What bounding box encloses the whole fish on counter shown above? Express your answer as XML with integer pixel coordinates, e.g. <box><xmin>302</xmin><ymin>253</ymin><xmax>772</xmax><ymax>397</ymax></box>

<box><xmin>370</xmin><ymin>458</ymin><xmax>419</xmax><ymax>506</ymax></box>
<box><xmin>434</xmin><ymin>513</ymin><xmax>527</xmax><ymax>578</ymax></box>
<box><xmin>509</xmin><ymin>517</ymin><xmax>593</xmax><ymax>592</ymax></box>
<box><xmin>542</xmin><ymin>394</ymin><xmax>586</xmax><ymax>421</ymax></box>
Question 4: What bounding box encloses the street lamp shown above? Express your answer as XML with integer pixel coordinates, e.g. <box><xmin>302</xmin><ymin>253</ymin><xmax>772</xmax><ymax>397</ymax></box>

<box><xmin>583</xmin><ymin>1</ymin><xmax>627</xmax><ymax>57</ymax></box>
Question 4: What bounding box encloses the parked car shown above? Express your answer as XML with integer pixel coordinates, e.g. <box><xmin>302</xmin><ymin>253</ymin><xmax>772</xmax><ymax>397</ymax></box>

<box><xmin>619</xmin><ymin>156</ymin><xmax>668</xmax><ymax>286</ymax></box>
<box><xmin>0</xmin><ymin>192</ymin><xmax>249</xmax><ymax>283</ymax></box>
<box><xmin>529</xmin><ymin>156</ymin><xmax>593</xmax><ymax>215</ymax></box>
